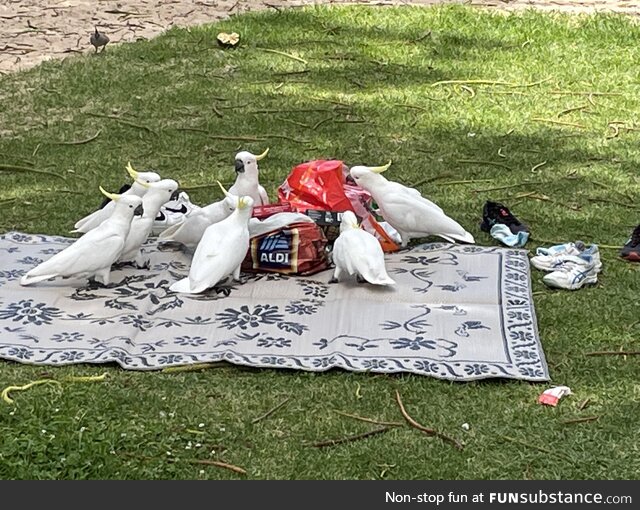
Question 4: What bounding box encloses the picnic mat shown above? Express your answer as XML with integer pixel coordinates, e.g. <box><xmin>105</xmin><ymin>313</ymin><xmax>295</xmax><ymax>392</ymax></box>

<box><xmin>0</xmin><ymin>232</ymin><xmax>549</xmax><ymax>381</ymax></box>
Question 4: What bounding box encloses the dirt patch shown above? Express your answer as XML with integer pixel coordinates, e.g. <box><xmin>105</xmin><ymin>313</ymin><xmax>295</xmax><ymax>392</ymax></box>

<box><xmin>2</xmin><ymin>0</ymin><xmax>639</xmax><ymax>74</ymax></box>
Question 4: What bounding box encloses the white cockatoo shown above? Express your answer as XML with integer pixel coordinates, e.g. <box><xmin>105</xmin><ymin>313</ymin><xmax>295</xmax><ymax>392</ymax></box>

<box><xmin>350</xmin><ymin>162</ymin><xmax>475</xmax><ymax>247</ymax></box>
<box><xmin>229</xmin><ymin>148</ymin><xmax>270</xmax><ymax>206</ymax></box>
<box><xmin>118</xmin><ymin>179</ymin><xmax>180</xmax><ymax>267</ymax></box>
<box><xmin>330</xmin><ymin>211</ymin><xmax>395</xmax><ymax>286</ymax></box>
<box><xmin>170</xmin><ymin>188</ymin><xmax>254</xmax><ymax>294</ymax></box>
<box><xmin>158</xmin><ymin>184</ymin><xmax>237</xmax><ymax>250</ymax></box>
<box><xmin>73</xmin><ymin>162</ymin><xmax>160</xmax><ymax>233</ymax></box>
<box><xmin>21</xmin><ymin>188</ymin><xmax>143</xmax><ymax>286</ymax></box>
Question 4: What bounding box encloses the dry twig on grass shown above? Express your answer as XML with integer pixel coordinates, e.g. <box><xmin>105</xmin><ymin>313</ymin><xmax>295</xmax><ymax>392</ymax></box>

<box><xmin>395</xmin><ymin>391</ymin><xmax>464</xmax><ymax>450</ymax></box>
<box><xmin>311</xmin><ymin>427</ymin><xmax>393</xmax><ymax>448</ymax></box>
<box><xmin>252</xmin><ymin>397</ymin><xmax>291</xmax><ymax>424</ymax></box>
<box><xmin>334</xmin><ymin>410</ymin><xmax>404</xmax><ymax>428</ymax></box>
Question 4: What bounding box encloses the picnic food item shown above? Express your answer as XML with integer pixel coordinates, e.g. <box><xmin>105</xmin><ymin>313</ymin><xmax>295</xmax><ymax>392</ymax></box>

<box><xmin>74</xmin><ymin>163</ymin><xmax>160</xmax><ymax>234</ymax></box>
<box><xmin>118</xmin><ymin>179</ymin><xmax>179</xmax><ymax>267</ymax></box>
<box><xmin>349</xmin><ymin>162</ymin><xmax>475</xmax><ymax>247</ymax></box>
<box><xmin>278</xmin><ymin>159</ymin><xmax>399</xmax><ymax>252</ymax></box>
<box><xmin>170</xmin><ymin>194</ymin><xmax>254</xmax><ymax>294</ymax></box>
<box><xmin>329</xmin><ymin>211</ymin><xmax>395</xmax><ymax>286</ymax></box>
<box><xmin>230</xmin><ymin>149</ymin><xmax>270</xmax><ymax>206</ymax></box>
<box><xmin>620</xmin><ymin>223</ymin><xmax>640</xmax><ymax>262</ymax></box>
<box><xmin>242</xmin><ymin>214</ymin><xmax>329</xmax><ymax>276</ymax></box>
<box><xmin>21</xmin><ymin>189</ymin><xmax>142</xmax><ymax>286</ymax></box>
<box><xmin>538</xmin><ymin>386</ymin><xmax>572</xmax><ymax>406</ymax></box>
<box><xmin>216</xmin><ymin>32</ymin><xmax>240</xmax><ymax>48</ymax></box>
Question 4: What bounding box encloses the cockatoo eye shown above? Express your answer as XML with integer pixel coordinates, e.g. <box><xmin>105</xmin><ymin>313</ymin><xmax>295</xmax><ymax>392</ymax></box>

<box><xmin>129</xmin><ymin>205</ymin><xmax>133</xmax><ymax>208</ymax></box>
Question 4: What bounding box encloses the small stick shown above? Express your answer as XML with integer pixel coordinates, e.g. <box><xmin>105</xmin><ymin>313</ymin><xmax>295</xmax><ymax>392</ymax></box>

<box><xmin>175</xmin><ymin>127</ymin><xmax>209</xmax><ymax>134</ymax></box>
<box><xmin>256</xmin><ymin>47</ymin><xmax>307</xmax><ymax>65</ymax></box>
<box><xmin>273</xmin><ymin>70</ymin><xmax>309</xmax><ymax>77</ymax></box>
<box><xmin>395</xmin><ymin>391</ymin><xmax>463</xmax><ymax>450</ymax></box>
<box><xmin>312</xmin><ymin>116</ymin><xmax>335</xmax><ymax>130</ymax></box>
<box><xmin>209</xmin><ymin>135</ymin><xmax>267</xmax><ymax>142</ymax></box>
<box><xmin>530</xmin><ymin>161</ymin><xmax>547</xmax><ymax>173</ymax></box>
<box><xmin>334</xmin><ymin>410</ymin><xmax>404</xmax><ymax>427</ymax></box>
<box><xmin>497</xmin><ymin>147</ymin><xmax>506</xmax><ymax>158</ymax></box>
<box><xmin>585</xmin><ymin>351</ymin><xmax>640</xmax><ymax>356</ymax></box>
<box><xmin>587</xmin><ymin>198</ymin><xmax>639</xmax><ymax>210</ymax></box>
<box><xmin>562</xmin><ymin>416</ymin><xmax>600</xmax><ymax>425</ymax></box>
<box><xmin>578</xmin><ymin>398</ymin><xmax>591</xmax><ymax>411</ymax></box>
<box><xmin>53</xmin><ymin>129</ymin><xmax>102</xmax><ymax>145</ymax></box>
<box><xmin>265</xmin><ymin>134</ymin><xmax>310</xmax><ymax>144</ymax></box>
<box><xmin>411</xmin><ymin>173</ymin><xmax>454</xmax><ymax>188</ymax></box>
<box><xmin>183</xmin><ymin>458</ymin><xmax>247</xmax><ymax>475</ymax></box>
<box><xmin>87</xmin><ymin>114</ymin><xmax>157</xmax><ymax>135</ymax></box>
<box><xmin>459</xmin><ymin>84</ymin><xmax>475</xmax><ymax>98</ymax></box>
<box><xmin>498</xmin><ymin>434</ymin><xmax>570</xmax><ymax>461</ymax></box>
<box><xmin>162</xmin><ymin>362</ymin><xmax>226</xmax><ymax>373</ymax></box>
<box><xmin>548</xmin><ymin>90</ymin><xmax>621</xmax><ymax>97</ymax></box>
<box><xmin>440</xmin><ymin>179</ymin><xmax>493</xmax><ymax>186</ymax></box>
<box><xmin>212</xmin><ymin>105</ymin><xmax>224</xmax><ymax>118</ymax></box>
<box><xmin>1</xmin><ymin>379</ymin><xmax>61</xmax><ymax>404</ymax></box>
<box><xmin>251</xmin><ymin>397</ymin><xmax>291</xmax><ymax>424</ymax></box>
<box><xmin>311</xmin><ymin>427</ymin><xmax>392</xmax><ymax>448</ymax></box>
<box><xmin>557</xmin><ymin>105</ymin><xmax>588</xmax><ymax>117</ymax></box>
<box><xmin>456</xmin><ymin>159</ymin><xmax>513</xmax><ymax>171</ymax></box>
<box><xmin>32</xmin><ymin>144</ymin><xmax>41</xmax><ymax>157</ymax></box>
<box><xmin>474</xmin><ymin>181</ymin><xmax>544</xmax><ymax>193</ymax></box>
<box><xmin>0</xmin><ymin>164</ymin><xmax>66</xmax><ymax>180</ymax></box>
<box><xmin>531</xmin><ymin>117</ymin><xmax>586</xmax><ymax>129</ymax></box>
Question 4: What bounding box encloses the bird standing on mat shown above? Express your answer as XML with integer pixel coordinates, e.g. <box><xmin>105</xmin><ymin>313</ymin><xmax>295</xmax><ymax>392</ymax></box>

<box><xmin>170</xmin><ymin>184</ymin><xmax>254</xmax><ymax>294</ymax></box>
<box><xmin>90</xmin><ymin>27</ymin><xmax>109</xmax><ymax>53</ymax></box>
<box><xmin>158</xmin><ymin>188</ymin><xmax>237</xmax><ymax>250</ymax></box>
<box><xmin>20</xmin><ymin>189</ymin><xmax>143</xmax><ymax>287</ymax></box>
<box><xmin>330</xmin><ymin>211</ymin><xmax>395</xmax><ymax>286</ymax></box>
<box><xmin>73</xmin><ymin>163</ymin><xmax>160</xmax><ymax>234</ymax></box>
<box><xmin>117</xmin><ymin>179</ymin><xmax>180</xmax><ymax>268</ymax></box>
<box><xmin>229</xmin><ymin>149</ymin><xmax>270</xmax><ymax>206</ymax></box>
<box><xmin>350</xmin><ymin>162</ymin><xmax>475</xmax><ymax>247</ymax></box>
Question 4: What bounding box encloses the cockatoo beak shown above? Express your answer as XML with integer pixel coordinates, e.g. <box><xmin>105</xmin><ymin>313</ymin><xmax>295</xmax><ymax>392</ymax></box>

<box><xmin>369</xmin><ymin>161</ymin><xmax>392</xmax><ymax>174</ymax></box>
<box><xmin>99</xmin><ymin>186</ymin><xmax>120</xmax><ymax>202</ymax></box>
<box><xmin>254</xmin><ymin>148</ymin><xmax>269</xmax><ymax>161</ymax></box>
<box><xmin>217</xmin><ymin>180</ymin><xmax>231</xmax><ymax>197</ymax></box>
<box><xmin>126</xmin><ymin>162</ymin><xmax>139</xmax><ymax>180</ymax></box>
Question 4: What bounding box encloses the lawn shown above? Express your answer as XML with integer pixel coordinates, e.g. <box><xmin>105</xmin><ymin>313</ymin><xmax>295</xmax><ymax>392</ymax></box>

<box><xmin>0</xmin><ymin>4</ymin><xmax>639</xmax><ymax>479</ymax></box>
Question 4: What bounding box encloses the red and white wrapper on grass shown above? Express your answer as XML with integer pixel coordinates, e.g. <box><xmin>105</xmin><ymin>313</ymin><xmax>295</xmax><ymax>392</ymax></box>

<box><xmin>538</xmin><ymin>386</ymin><xmax>572</xmax><ymax>406</ymax></box>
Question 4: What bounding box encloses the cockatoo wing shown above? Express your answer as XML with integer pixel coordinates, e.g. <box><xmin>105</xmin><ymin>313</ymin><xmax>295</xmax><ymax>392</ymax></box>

<box><xmin>119</xmin><ymin>216</ymin><xmax>154</xmax><ymax>262</ymax></box>
<box><xmin>335</xmin><ymin>229</ymin><xmax>395</xmax><ymax>285</ymax></box>
<box><xmin>378</xmin><ymin>192</ymin><xmax>474</xmax><ymax>244</ymax></box>
<box><xmin>21</xmin><ymin>228</ymin><xmax>124</xmax><ymax>285</ymax></box>
<box><xmin>388</xmin><ymin>182</ymin><xmax>444</xmax><ymax>214</ymax></box>
<box><xmin>258</xmin><ymin>185</ymin><xmax>270</xmax><ymax>206</ymax></box>
<box><xmin>73</xmin><ymin>201</ymin><xmax>115</xmax><ymax>232</ymax></box>
<box><xmin>174</xmin><ymin>217</ymin><xmax>249</xmax><ymax>293</ymax></box>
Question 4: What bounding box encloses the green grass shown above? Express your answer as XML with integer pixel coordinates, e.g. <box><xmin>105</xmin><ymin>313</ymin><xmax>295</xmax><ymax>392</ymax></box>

<box><xmin>1</xmin><ymin>4</ymin><xmax>639</xmax><ymax>479</ymax></box>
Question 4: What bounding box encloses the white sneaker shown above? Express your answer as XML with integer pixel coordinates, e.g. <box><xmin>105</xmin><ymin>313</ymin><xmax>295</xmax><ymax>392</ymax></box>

<box><xmin>542</xmin><ymin>248</ymin><xmax>601</xmax><ymax>290</ymax></box>
<box><xmin>530</xmin><ymin>241</ymin><xmax>585</xmax><ymax>271</ymax></box>
<box><xmin>151</xmin><ymin>191</ymin><xmax>195</xmax><ymax>236</ymax></box>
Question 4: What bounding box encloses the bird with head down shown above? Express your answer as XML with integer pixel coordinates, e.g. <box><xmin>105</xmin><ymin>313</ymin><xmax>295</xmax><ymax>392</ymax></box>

<box><xmin>330</xmin><ymin>210</ymin><xmax>395</xmax><ymax>286</ymax></box>
<box><xmin>229</xmin><ymin>148</ymin><xmax>270</xmax><ymax>206</ymax></box>
<box><xmin>350</xmin><ymin>161</ymin><xmax>474</xmax><ymax>248</ymax></box>
<box><xmin>170</xmin><ymin>183</ymin><xmax>254</xmax><ymax>294</ymax></box>
<box><xmin>21</xmin><ymin>188</ymin><xmax>142</xmax><ymax>287</ymax></box>
<box><xmin>73</xmin><ymin>162</ymin><xmax>160</xmax><ymax>234</ymax></box>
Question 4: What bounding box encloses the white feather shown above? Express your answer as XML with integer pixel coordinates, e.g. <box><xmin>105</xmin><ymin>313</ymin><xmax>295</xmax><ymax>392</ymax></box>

<box><xmin>21</xmin><ymin>195</ymin><xmax>143</xmax><ymax>286</ymax></box>
<box><xmin>332</xmin><ymin>211</ymin><xmax>395</xmax><ymax>285</ymax></box>
<box><xmin>158</xmin><ymin>196</ymin><xmax>236</xmax><ymax>249</ymax></box>
<box><xmin>169</xmin><ymin>196</ymin><xmax>254</xmax><ymax>294</ymax></box>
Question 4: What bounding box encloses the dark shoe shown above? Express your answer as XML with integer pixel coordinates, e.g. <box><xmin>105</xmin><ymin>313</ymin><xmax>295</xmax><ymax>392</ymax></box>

<box><xmin>620</xmin><ymin>224</ymin><xmax>640</xmax><ymax>262</ymax></box>
<box><xmin>480</xmin><ymin>200</ymin><xmax>529</xmax><ymax>235</ymax></box>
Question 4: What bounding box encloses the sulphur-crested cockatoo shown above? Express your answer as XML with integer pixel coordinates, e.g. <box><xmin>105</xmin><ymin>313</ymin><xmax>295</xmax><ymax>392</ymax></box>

<box><xmin>170</xmin><ymin>186</ymin><xmax>254</xmax><ymax>294</ymax></box>
<box><xmin>73</xmin><ymin>162</ymin><xmax>160</xmax><ymax>233</ymax></box>
<box><xmin>229</xmin><ymin>148</ymin><xmax>270</xmax><ymax>206</ymax></box>
<box><xmin>158</xmin><ymin>184</ymin><xmax>236</xmax><ymax>250</ymax></box>
<box><xmin>21</xmin><ymin>188</ymin><xmax>143</xmax><ymax>286</ymax></box>
<box><xmin>329</xmin><ymin>211</ymin><xmax>395</xmax><ymax>286</ymax></box>
<box><xmin>118</xmin><ymin>179</ymin><xmax>180</xmax><ymax>267</ymax></box>
<box><xmin>350</xmin><ymin>162</ymin><xmax>475</xmax><ymax>247</ymax></box>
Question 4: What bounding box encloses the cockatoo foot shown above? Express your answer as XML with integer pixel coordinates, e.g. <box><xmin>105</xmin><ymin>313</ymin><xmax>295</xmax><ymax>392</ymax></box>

<box><xmin>328</xmin><ymin>277</ymin><xmax>339</xmax><ymax>284</ymax></box>
<box><xmin>356</xmin><ymin>275</ymin><xmax>367</xmax><ymax>284</ymax></box>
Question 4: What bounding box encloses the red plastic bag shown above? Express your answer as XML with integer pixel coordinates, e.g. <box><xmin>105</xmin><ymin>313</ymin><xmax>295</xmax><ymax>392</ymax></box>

<box><xmin>278</xmin><ymin>160</ymin><xmax>399</xmax><ymax>252</ymax></box>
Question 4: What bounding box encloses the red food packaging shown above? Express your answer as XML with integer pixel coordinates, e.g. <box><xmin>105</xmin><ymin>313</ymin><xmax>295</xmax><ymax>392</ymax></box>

<box><xmin>252</xmin><ymin>202</ymin><xmax>293</xmax><ymax>219</ymax></box>
<box><xmin>241</xmin><ymin>221</ymin><xmax>329</xmax><ymax>276</ymax></box>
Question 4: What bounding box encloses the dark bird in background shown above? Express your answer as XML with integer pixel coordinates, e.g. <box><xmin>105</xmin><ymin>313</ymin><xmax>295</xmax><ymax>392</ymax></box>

<box><xmin>90</xmin><ymin>27</ymin><xmax>109</xmax><ymax>53</ymax></box>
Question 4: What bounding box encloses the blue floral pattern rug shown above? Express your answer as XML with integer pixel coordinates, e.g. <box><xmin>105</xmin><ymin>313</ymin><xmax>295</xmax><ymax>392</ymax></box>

<box><xmin>0</xmin><ymin>232</ymin><xmax>549</xmax><ymax>381</ymax></box>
